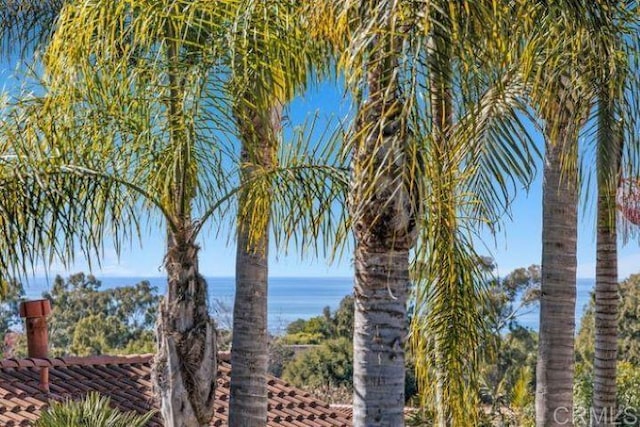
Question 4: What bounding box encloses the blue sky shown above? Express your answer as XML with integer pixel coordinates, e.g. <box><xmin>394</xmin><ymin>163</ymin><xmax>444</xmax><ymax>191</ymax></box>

<box><xmin>3</xmin><ymin>62</ymin><xmax>640</xmax><ymax>281</ymax></box>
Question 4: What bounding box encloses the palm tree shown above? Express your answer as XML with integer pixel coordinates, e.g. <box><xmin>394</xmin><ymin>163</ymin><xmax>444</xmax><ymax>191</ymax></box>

<box><xmin>513</xmin><ymin>6</ymin><xmax>594</xmax><ymax>426</ymax></box>
<box><xmin>528</xmin><ymin>4</ymin><xmax>639</xmax><ymax>425</ymax></box>
<box><xmin>536</xmin><ymin>106</ymin><xmax>581</xmax><ymax>427</ymax></box>
<box><xmin>226</xmin><ymin>2</ymin><xmax>335</xmax><ymax>424</ymax></box>
<box><xmin>410</xmin><ymin>4</ymin><xmax>539</xmax><ymax>424</ymax></box>
<box><xmin>1</xmin><ymin>2</ymin><xmax>241</xmax><ymax>425</ymax></box>
<box><xmin>589</xmin><ymin>4</ymin><xmax>639</xmax><ymax>425</ymax></box>
<box><xmin>337</xmin><ymin>2</ymin><xmax>417</xmax><ymax>424</ymax></box>
<box><xmin>1</xmin><ymin>2</ymin><xmax>342</xmax><ymax>426</ymax></box>
<box><xmin>309</xmin><ymin>1</ymin><xmax>538</xmax><ymax>425</ymax></box>
<box><xmin>593</xmin><ymin>93</ymin><xmax>621</xmax><ymax>427</ymax></box>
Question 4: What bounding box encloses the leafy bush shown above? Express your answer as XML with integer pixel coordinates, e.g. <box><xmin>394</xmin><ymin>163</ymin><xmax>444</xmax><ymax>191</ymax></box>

<box><xmin>278</xmin><ymin>331</ymin><xmax>326</xmax><ymax>345</ymax></box>
<box><xmin>36</xmin><ymin>392</ymin><xmax>155</xmax><ymax>427</ymax></box>
<box><xmin>574</xmin><ymin>361</ymin><xmax>640</xmax><ymax>427</ymax></box>
<box><xmin>283</xmin><ymin>295</ymin><xmax>354</xmax><ymax>344</ymax></box>
<box><xmin>283</xmin><ymin>337</ymin><xmax>353</xmax><ymax>390</ymax></box>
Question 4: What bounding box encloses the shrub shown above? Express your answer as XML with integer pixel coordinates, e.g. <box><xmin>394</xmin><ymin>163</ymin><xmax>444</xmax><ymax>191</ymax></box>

<box><xmin>36</xmin><ymin>392</ymin><xmax>155</xmax><ymax>427</ymax></box>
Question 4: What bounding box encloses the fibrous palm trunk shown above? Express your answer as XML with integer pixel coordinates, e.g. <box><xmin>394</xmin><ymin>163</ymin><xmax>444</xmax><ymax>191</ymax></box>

<box><xmin>592</xmin><ymin>97</ymin><xmax>620</xmax><ymax>427</ymax></box>
<box><xmin>351</xmin><ymin>8</ymin><xmax>416</xmax><ymax>425</ymax></box>
<box><xmin>229</xmin><ymin>104</ymin><xmax>280</xmax><ymax>426</ymax></box>
<box><xmin>154</xmin><ymin>226</ymin><xmax>217</xmax><ymax>427</ymax></box>
<box><xmin>536</xmin><ymin>132</ymin><xmax>578</xmax><ymax>427</ymax></box>
<box><xmin>152</xmin><ymin>28</ymin><xmax>217</xmax><ymax>426</ymax></box>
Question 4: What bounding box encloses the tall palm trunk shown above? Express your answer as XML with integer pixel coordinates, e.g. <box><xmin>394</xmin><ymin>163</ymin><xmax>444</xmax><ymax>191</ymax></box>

<box><xmin>536</xmin><ymin>127</ymin><xmax>579</xmax><ymax>427</ymax></box>
<box><xmin>592</xmin><ymin>96</ymin><xmax>620</xmax><ymax>427</ymax></box>
<box><xmin>230</xmin><ymin>104</ymin><xmax>280</xmax><ymax>426</ymax></box>
<box><xmin>155</xmin><ymin>225</ymin><xmax>217</xmax><ymax>427</ymax></box>
<box><xmin>351</xmin><ymin>5</ymin><xmax>416</xmax><ymax>425</ymax></box>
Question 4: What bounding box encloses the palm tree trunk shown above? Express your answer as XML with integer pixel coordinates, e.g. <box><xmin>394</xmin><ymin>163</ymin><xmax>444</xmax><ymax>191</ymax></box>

<box><xmin>229</xmin><ymin>104</ymin><xmax>280</xmax><ymax>426</ymax></box>
<box><xmin>536</xmin><ymin>133</ymin><xmax>578</xmax><ymax>427</ymax></box>
<box><xmin>230</xmin><ymin>224</ymin><xmax>269</xmax><ymax>426</ymax></box>
<box><xmin>351</xmin><ymin>7</ymin><xmax>416</xmax><ymax>424</ymax></box>
<box><xmin>592</xmin><ymin>98</ymin><xmax>620</xmax><ymax>427</ymax></box>
<box><xmin>353</xmin><ymin>245</ymin><xmax>411</xmax><ymax>426</ymax></box>
<box><xmin>153</xmin><ymin>26</ymin><xmax>216</xmax><ymax>426</ymax></box>
<box><xmin>154</xmin><ymin>226</ymin><xmax>217</xmax><ymax>427</ymax></box>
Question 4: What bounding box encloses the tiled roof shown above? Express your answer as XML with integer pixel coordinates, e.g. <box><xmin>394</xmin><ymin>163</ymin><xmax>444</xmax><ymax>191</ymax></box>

<box><xmin>329</xmin><ymin>404</ymin><xmax>418</xmax><ymax>420</ymax></box>
<box><xmin>0</xmin><ymin>353</ymin><xmax>352</xmax><ymax>427</ymax></box>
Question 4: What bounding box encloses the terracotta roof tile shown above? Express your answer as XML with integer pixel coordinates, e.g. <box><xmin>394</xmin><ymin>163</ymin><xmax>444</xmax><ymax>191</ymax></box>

<box><xmin>0</xmin><ymin>353</ymin><xmax>352</xmax><ymax>426</ymax></box>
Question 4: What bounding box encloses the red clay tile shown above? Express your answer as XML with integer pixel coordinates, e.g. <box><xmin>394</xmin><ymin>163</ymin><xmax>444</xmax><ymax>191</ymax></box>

<box><xmin>0</xmin><ymin>354</ymin><xmax>352</xmax><ymax>426</ymax></box>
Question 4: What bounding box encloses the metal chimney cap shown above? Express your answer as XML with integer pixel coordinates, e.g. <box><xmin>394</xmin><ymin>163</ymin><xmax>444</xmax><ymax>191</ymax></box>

<box><xmin>19</xmin><ymin>299</ymin><xmax>52</xmax><ymax>318</ymax></box>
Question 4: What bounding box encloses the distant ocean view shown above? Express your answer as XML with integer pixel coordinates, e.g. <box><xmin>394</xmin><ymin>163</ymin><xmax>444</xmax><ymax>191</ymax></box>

<box><xmin>21</xmin><ymin>276</ymin><xmax>597</xmax><ymax>334</ymax></box>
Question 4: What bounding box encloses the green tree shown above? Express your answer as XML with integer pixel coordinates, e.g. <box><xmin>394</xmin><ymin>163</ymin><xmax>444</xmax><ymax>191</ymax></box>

<box><xmin>0</xmin><ymin>2</ymin><xmax>242</xmax><ymax>424</ymax></box>
<box><xmin>589</xmin><ymin>5</ymin><xmax>639</xmax><ymax>425</ymax></box>
<box><xmin>478</xmin><ymin>266</ymin><xmax>539</xmax><ymax>426</ymax></box>
<box><xmin>226</xmin><ymin>2</ymin><xmax>338</xmax><ymax>424</ymax></box>
<box><xmin>281</xmin><ymin>295</ymin><xmax>355</xmax><ymax>345</ymax></box>
<box><xmin>42</xmin><ymin>273</ymin><xmax>158</xmax><ymax>357</ymax></box>
<box><xmin>43</xmin><ymin>273</ymin><xmax>160</xmax><ymax>356</ymax></box>
<box><xmin>577</xmin><ymin>274</ymin><xmax>640</xmax><ymax>368</ymax></box>
<box><xmin>36</xmin><ymin>392</ymin><xmax>155</xmax><ymax>427</ymax></box>
<box><xmin>283</xmin><ymin>337</ymin><xmax>353</xmax><ymax>391</ymax></box>
<box><xmin>0</xmin><ymin>279</ymin><xmax>24</xmax><ymax>357</ymax></box>
<box><xmin>311</xmin><ymin>2</ymin><xmax>538</xmax><ymax>424</ymax></box>
<box><xmin>576</xmin><ymin>274</ymin><xmax>640</xmax><ymax>426</ymax></box>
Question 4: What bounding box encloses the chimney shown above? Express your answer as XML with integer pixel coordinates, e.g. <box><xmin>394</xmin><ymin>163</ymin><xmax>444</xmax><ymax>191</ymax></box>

<box><xmin>19</xmin><ymin>299</ymin><xmax>52</xmax><ymax>392</ymax></box>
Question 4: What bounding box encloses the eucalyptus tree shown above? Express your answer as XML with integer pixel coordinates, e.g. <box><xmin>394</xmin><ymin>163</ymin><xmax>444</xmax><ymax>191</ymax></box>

<box><xmin>309</xmin><ymin>1</ymin><xmax>537</xmax><ymax>425</ymax></box>
<box><xmin>1</xmin><ymin>1</ymin><xmax>242</xmax><ymax>426</ymax></box>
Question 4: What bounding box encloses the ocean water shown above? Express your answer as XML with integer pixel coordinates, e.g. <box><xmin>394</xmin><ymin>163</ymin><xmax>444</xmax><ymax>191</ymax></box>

<box><xmin>21</xmin><ymin>276</ymin><xmax>596</xmax><ymax>334</ymax></box>
<box><xmin>517</xmin><ymin>278</ymin><xmax>595</xmax><ymax>331</ymax></box>
<box><xmin>22</xmin><ymin>276</ymin><xmax>354</xmax><ymax>335</ymax></box>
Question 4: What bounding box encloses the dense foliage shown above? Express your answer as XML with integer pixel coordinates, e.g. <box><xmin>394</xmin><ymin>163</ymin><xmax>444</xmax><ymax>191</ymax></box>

<box><xmin>0</xmin><ymin>273</ymin><xmax>159</xmax><ymax>357</ymax></box>
<box><xmin>273</xmin><ymin>266</ymin><xmax>542</xmax><ymax>416</ymax></box>
<box><xmin>281</xmin><ymin>295</ymin><xmax>354</xmax><ymax>345</ymax></box>
<box><xmin>44</xmin><ymin>273</ymin><xmax>159</xmax><ymax>356</ymax></box>
<box><xmin>408</xmin><ymin>265</ymin><xmax>540</xmax><ymax>426</ymax></box>
<box><xmin>0</xmin><ymin>280</ymin><xmax>24</xmax><ymax>357</ymax></box>
<box><xmin>575</xmin><ymin>274</ymin><xmax>640</xmax><ymax>426</ymax></box>
<box><xmin>275</xmin><ymin>294</ymin><xmax>415</xmax><ymax>404</ymax></box>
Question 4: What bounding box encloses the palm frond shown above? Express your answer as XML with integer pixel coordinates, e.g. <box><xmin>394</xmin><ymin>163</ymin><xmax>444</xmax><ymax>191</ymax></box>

<box><xmin>36</xmin><ymin>392</ymin><xmax>156</xmax><ymax>427</ymax></box>
<box><xmin>0</xmin><ymin>0</ymin><xmax>65</xmax><ymax>59</ymax></box>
